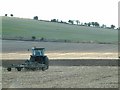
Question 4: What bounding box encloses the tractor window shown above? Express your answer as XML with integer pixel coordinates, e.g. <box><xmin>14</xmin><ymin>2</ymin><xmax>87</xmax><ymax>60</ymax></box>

<box><xmin>36</xmin><ymin>51</ymin><xmax>40</xmax><ymax>56</ymax></box>
<box><xmin>33</xmin><ymin>50</ymin><xmax>43</xmax><ymax>56</ymax></box>
<box><xmin>32</xmin><ymin>48</ymin><xmax>44</xmax><ymax>56</ymax></box>
<box><xmin>35</xmin><ymin>50</ymin><xmax>40</xmax><ymax>56</ymax></box>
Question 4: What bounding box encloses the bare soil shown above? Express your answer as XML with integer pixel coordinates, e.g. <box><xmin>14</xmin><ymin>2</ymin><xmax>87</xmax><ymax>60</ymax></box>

<box><xmin>2</xmin><ymin>66</ymin><xmax>118</xmax><ymax>88</ymax></box>
<box><xmin>1</xmin><ymin>40</ymin><xmax>119</xmax><ymax>88</ymax></box>
<box><xmin>1</xmin><ymin>52</ymin><xmax>118</xmax><ymax>60</ymax></box>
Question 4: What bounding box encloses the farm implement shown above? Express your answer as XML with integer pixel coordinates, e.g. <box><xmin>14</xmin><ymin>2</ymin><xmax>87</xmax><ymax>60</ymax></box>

<box><xmin>7</xmin><ymin>47</ymin><xmax>49</xmax><ymax>71</ymax></box>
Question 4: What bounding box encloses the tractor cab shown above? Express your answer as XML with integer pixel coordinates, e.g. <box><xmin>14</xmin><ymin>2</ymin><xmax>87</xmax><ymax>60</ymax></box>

<box><xmin>32</xmin><ymin>47</ymin><xmax>45</xmax><ymax>56</ymax></box>
<box><xmin>30</xmin><ymin>47</ymin><xmax>46</xmax><ymax>62</ymax></box>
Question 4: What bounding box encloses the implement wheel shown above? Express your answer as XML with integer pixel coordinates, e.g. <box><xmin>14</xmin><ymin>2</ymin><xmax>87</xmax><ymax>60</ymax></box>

<box><xmin>7</xmin><ymin>68</ymin><xmax>11</xmax><ymax>71</ymax></box>
<box><xmin>16</xmin><ymin>67</ymin><xmax>22</xmax><ymax>71</ymax></box>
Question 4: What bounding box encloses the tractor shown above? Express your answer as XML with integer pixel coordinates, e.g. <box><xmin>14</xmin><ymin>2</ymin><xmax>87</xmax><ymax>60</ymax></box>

<box><xmin>7</xmin><ymin>47</ymin><xmax>49</xmax><ymax>71</ymax></box>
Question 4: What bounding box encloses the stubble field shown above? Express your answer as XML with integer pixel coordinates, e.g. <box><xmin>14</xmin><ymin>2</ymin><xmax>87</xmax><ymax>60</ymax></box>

<box><xmin>1</xmin><ymin>40</ymin><xmax>118</xmax><ymax>88</ymax></box>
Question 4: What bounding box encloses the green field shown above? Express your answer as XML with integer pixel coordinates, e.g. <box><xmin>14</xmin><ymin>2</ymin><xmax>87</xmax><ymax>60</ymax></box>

<box><xmin>2</xmin><ymin>16</ymin><xmax>118</xmax><ymax>43</ymax></box>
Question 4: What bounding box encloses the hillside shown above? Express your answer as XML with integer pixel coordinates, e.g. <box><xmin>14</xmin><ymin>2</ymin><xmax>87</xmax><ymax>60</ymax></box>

<box><xmin>2</xmin><ymin>16</ymin><xmax>118</xmax><ymax>43</ymax></box>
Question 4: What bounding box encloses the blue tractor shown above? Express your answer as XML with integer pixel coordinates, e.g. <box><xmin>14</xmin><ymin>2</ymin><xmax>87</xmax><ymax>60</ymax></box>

<box><xmin>7</xmin><ymin>47</ymin><xmax>49</xmax><ymax>71</ymax></box>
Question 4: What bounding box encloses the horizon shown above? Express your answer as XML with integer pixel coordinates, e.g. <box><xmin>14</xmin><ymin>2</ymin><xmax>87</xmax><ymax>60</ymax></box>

<box><xmin>1</xmin><ymin>16</ymin><xmax>119</xmax><ymax>29</ymax></box>
<box><xmin>0</xmin><ymin>0</ymin><xmax>119</xmax><ymax>27</ymax></box>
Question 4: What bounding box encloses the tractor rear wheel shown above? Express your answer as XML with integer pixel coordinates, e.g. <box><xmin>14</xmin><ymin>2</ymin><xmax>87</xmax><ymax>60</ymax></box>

<box><xmin>44</xmin><ymin>56</ymin><xmax>49</xmax><ymax>69</ymax></box>
<box><xmin>42</xmin><ymin>67</ymin><xmax>46</xmax><ymax>71</ymax></box>
<box><xmin>42</xmin><ymin>56</ymin><xmax>49</xmax><ymax>71</ymax></box>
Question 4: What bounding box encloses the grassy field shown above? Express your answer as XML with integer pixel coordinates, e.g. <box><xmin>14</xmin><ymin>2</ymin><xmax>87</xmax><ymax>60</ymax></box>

<box><xmin>2</xmin><ymin>16</ymin><xmax>118</xmax><ymax>43</ymax></box>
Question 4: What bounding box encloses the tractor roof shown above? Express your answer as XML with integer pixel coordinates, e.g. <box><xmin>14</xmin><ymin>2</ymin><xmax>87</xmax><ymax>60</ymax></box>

<box><xmin>33</xmin><ymin>48</ymin><xmax>45</xmax><ymax>50</ymax></box>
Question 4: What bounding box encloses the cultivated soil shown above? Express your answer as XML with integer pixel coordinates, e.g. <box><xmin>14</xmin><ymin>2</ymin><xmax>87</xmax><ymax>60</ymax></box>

<box><xmin>2</xmin><ymin>66</ymin><xmax>118</xmax><ymax>88</ymax></box>
<box><xmin>1</xmin><ymin>40</ymin><xmax>119</xmax><ymax>88</ymax></box>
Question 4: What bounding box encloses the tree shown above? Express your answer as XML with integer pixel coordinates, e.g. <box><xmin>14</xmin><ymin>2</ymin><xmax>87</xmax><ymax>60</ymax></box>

<box><xmin>111</xmin><ymin>25</ymin><xmax>115</xmax><ymax>29</ymax></box>
<box><xmin>33</xmin><ymin>16</ymin><xmax>38</xmax><ymax>20</ymax></box>
<box><xmin>10</xmin><ymin>14</ymin><xmax>13</xmax><ymax>17</ymax></box>
<box><xmin>84</xmin><ymin>23</ymin><xmax>87</xmax><ymax>26</ymax></box>
<box><xmin>91</xmin><ymin>22</ymin><xmax>95</xmax><ymax>27</ymax></box>
<box><xmin>80</xmin><ymin>23</ymin><xmax>84</xmax><ymax>26</ymax></box>
<box><xmin>32</xmin><ymin>36</ymin><xmax>36</xmax><ymax>40</ymax></box>
<box><xmin>88</xmin><ymin>22</ymin><xmax>91</xmax><ymax>27</ymax></box>
<box><xmin>101</xmin><ymin>24</ymin><xmax>106</xmax><ymax>28</ymax></box>
<box><xmin>68</xmin><ymin>20</ymin><xmax>74</xmax><ymax>24</ymax></box>
<box><xmin>76</xmin><ymin>20</ymin><xmax>80</xmax><ymax>25</ymax></box>
<box><xmin>94</xmin><ymin>22</ymin><xmax>99</xmax><ymax>27</ymax></box>
<box><xmin>118</xmin><ymin>27</ymin><xmax>120</xmax><ymax>30</ymax></box>
<box><xmin>5</xmin><ymin>14</ymin><xmax>7</xmax><ymax>16</ymax></box>
<box><xmin>60</xmin><ymin>20</ymin><xmax>63</xmax><ymax>23</ymax></box>
<box><xmin>56</xmin><ymin>19</ymin><xmax>59</xmax><ymax>22</ymax></box>
<box><xmin>51</xmin><ymin>19</ymin><xmax>57</xmax><ymax>22</ymax></box>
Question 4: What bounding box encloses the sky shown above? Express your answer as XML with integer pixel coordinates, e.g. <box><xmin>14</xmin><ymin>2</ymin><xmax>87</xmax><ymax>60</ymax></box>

<box><xmin>0</xmin><ymin>0</ymin><xmax>119</xmax><ymax>27</ymax></box>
